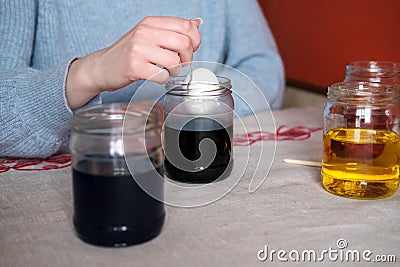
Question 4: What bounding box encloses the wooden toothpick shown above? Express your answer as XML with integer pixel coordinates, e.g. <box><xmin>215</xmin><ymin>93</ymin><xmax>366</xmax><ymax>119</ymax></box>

<box><xmin>283</xmin><ymin>158</ymin><xmax>322</xmax><ymax>168</ymax></box>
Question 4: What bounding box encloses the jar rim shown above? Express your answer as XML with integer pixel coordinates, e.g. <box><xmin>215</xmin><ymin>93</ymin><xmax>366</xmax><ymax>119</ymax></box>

<box><xmin>327</xmin><ymin>82</ymin><xmax>400</xmax><ymax>104</ymax></box>
<box><xmin>165</xmin><ymin>76</ymin><xmax>231</xmax><ymax>96</ymax></box>
<box><xmin>72</xmin><ymin>103</ymin><xmax>160</xmax><ymax>135</ymax></box>
<box><xmin>329</xmin><ymin>81</ymin><xmax>398</xmax><ymax>92</ymax></box>
<box><xmin>346</xmin><ymin>60</ymin><xmax>400</xmax><ymax>73</ymax></box>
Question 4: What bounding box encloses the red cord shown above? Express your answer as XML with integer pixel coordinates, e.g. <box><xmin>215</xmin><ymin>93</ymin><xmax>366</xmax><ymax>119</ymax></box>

<box><xmin>0</xmin><ymin>125</ymin><xmax>322</xmax><ymax>173</ymax></box>
<box><xmin>233</xmin><ymin>125</ymin><xmax>322</xmax><ymax>146</ymax></box>
<box><xmin>0</xmin><ymin>154</ymin><xmax>71</xmax><ymax>173</ymax></box>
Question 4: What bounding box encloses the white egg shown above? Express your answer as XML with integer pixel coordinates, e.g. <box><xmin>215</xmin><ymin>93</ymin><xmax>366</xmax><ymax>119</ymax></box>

<box><xmin>181</xmin><ymin>68</ymin><xmax>220</xmax><ymax>115</ymax></box>
<box><xmin>184</xmin><ymin>67</ymin><xmax>219</xmax><ymax>85</ymax></box>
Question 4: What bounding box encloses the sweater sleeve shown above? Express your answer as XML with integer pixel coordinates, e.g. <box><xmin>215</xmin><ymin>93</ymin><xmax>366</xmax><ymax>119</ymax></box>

<box><xmin>224</xmin><ymin>0</ymin><xmax>285</xmax><ymax>114</ymax></box>
<box><xmin>0</xmin><ymin>0</ymin><xmax>75</xmax><ymax>158</ymax></box>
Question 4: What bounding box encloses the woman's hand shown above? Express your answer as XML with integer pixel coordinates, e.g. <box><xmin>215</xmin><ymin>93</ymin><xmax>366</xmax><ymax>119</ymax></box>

<box><xmin>66</xmin><ymin>16</ymin><xmax>202</xmax><ymax>110</ymax></box>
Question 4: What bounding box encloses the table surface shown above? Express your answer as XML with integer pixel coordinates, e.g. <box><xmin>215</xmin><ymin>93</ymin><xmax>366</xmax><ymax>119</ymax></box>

<box><xmin>1</xmin><ymin>106</ymin><xmax>399</xmax><ymax>267</ymax></box>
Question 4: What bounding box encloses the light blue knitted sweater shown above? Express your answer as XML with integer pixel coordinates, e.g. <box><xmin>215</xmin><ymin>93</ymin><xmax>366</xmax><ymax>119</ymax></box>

<box><xmin>0</xmin><ymin>0</ymin><xmax>284</xmax><ymax>158</ymax></box>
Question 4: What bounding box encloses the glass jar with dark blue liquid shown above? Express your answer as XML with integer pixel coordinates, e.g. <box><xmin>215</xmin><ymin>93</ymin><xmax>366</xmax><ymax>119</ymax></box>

<box><xmin>70</xmin><ymin>103</ymin><xmax>164</xmax><ymax>247</ymax></box>
<box><xmin>163</xmin><ymin>75</ymin><xmax>234</xmax><ymax>183</ymax></box>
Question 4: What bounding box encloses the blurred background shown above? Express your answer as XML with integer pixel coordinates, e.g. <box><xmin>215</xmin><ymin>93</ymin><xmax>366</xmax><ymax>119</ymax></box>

<box><xmin>258</xmin><ymin>0</ymin><xmax>400</xmax><ymax>108</ymax></box>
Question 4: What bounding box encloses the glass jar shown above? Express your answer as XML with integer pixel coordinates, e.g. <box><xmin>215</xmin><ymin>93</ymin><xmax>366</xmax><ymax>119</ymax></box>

<box><xmin>345</xmin><ymin>60</ymin><xmax>400</xmax><ymax>85</ymax></box>
<box><xmin>70</xmin><ymin>103</ymin><xmax>164</xmax><ymax>247</ymax></box>
<box><xmin>322</xmin><ymin>82</ymin><xmax>400</xmax><ymax>199</ymax></box>
<box><xmin>163</xmin><ymin>76</ymin><xmax>234</xmax><ymax>183</ymax></box>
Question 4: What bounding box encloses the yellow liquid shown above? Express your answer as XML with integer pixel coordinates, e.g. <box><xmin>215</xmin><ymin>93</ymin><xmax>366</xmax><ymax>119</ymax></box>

<box><xmin>322</xmin><ymin>128</ymin><xmax>400</xmax><ymax>199</ymax></box>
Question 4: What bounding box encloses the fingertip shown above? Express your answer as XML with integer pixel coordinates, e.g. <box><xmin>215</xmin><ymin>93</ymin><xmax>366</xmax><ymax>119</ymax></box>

<box><xmin>193</xmin><ymin>37</ymin><xmax>202</xmax><ymax>51</ymax></box>
<box><xmin>190</xmin><ymin>17</ymin><xmax>204</xmax><ymax>28</ymax></box>
<box><xmin>146</xmin><ymin>65</ymin><xmax>170</xmax><ymax>84</ymax></box>
<box><xmin>179</xmin><ymin>52</ymin><xmax>193</xmax><ymax>68</ymax></box>
<box><xmin>154</xmin><ymin>68</ymin><xmax>170</xmax><ymax>84</ymax></box>
<box><xmin>158</xmin><ymin>69</ymin><xmax>170</xmax><ymax>84</ymax></box>
<box><xmin>189</xmin><ymin>18</ymin><xmax>202</xmax><ymax>51</ymax></box>
<box><xmin>168</xmin><ymin>64</ymin><xmax>183</xmax><ymax>77</ymax></box>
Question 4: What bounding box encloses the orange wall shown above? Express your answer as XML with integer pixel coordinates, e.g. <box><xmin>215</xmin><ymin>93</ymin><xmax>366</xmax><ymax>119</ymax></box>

<box><xmin>259</xmin><ymin>0</ymin><xmax>400</xmax><ymax>89</ymax></box>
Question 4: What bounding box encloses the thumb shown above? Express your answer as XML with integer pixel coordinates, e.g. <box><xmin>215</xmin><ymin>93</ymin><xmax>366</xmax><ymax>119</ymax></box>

<box><xmin>190</xmin><ymin>17</ymin><xmax>204</xmax><ymax>28</ymax></box>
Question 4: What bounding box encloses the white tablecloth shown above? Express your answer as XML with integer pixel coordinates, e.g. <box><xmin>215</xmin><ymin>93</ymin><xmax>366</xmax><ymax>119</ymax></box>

<box><xmin>1</xmin><ymin>107</ymin><xmax>398</xmax><ymax>267</ymax></box>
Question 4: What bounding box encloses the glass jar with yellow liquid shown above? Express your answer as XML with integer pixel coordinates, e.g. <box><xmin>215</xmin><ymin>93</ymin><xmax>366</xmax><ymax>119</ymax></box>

<box><xmin>322</xmin><ymin>82</ymin><xmax>400</xmax><ymax>199</ymax></box>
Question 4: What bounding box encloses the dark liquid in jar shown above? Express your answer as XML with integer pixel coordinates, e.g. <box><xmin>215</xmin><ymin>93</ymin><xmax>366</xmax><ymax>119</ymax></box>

<box><xmin>164</xmin><ymin>117</ymin><xmax>233</xmax><ymax>183</ymax></box>
<box><xmin>72</xmin><ymin>158</ymin><xmax>164</xmax><ymax>247</ymax></box>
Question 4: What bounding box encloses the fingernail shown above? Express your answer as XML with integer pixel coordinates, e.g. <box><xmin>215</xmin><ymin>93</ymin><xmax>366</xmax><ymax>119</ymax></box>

<box><xmin>191</xmin><ymin>17</ymin><xmax>204</xmax><ymax>28</ymax></box>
